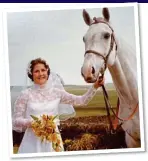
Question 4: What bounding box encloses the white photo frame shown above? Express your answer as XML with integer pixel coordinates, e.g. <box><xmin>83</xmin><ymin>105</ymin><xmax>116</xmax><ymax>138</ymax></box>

<box><xmin>2</xmin><ymin>2</ymin><xmax>145</xmax><ymax>159</ymax></box>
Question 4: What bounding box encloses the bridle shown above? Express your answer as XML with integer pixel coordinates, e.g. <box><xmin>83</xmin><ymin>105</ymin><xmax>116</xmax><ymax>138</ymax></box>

<box><xmin>84</xmin><ymin>17</ymin><xmax>139</xmax><ymax>138</ymax></box>
<box><xmin>84</xmin><ymin>17</ymin><xmax>118</xmax><ymax>134</ymax></box>
<box><xmin>84</xmin><ymin>17</ymin><xmax>118</xmax><ymax>77</ymax></box>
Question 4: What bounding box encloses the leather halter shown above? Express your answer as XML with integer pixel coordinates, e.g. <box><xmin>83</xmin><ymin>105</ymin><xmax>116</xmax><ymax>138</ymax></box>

<box><xmin>84</xmin><ymin>17</ymin><xmax>117</xmax><ymax>76</ymax></box>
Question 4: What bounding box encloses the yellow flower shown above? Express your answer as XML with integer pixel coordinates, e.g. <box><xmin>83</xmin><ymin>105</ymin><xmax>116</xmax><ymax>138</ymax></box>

<box><xmin>30</xmin><ymin>114</ymin><xmax>60</xmax><ymax>151</ymax></box>
<box><xmin>47</xmin><ymin>135</ymin><xmax>52</xmax><ymax>141</ymax></box>
<box><xmin>57</xmin><ymin>139</ymin><xmax>61</xmax><ymax>145</ymax></box>
<box><xmin>48</xmin><ymin>115</ymin><xmax>54</xmax><ymax>120</ymax></box>
<box><xmin>42</xmin><ymin>114</ymin><xmax>48</xmax><ymax>120</ymax></box>
<box><xmin>36</xmin><ymin>131</ymin><xmax>42</xmax><ymax>137</ymax></box>
<box><xmin>51</xmin><ymin>123</ymin><xmax>56</xmax><ymax>129</ymax></box>
<box><xmin>46</xmin><ymin>127</ymin><xmax>53</xmax><ymax>133</ymax></box>
<box><xmin>51</xmin><ymin>133</ymin><xmax>58</xmax><ymax>143</ymax></box>
<box><xmin>55</xmin><ymin>146</ymin><xmax>61</xmax><ymax>152</ymax></box>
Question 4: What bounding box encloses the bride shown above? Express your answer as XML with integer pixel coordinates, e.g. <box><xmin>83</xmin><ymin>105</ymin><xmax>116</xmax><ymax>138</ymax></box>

<box><xmin>12</xmin><ymin>57</ymin><xmax>104</xmax><ymax>154</ymax></box>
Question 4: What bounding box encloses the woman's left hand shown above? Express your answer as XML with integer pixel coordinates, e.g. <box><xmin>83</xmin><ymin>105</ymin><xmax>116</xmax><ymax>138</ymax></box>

<box><xmin>93</xmin><ymin>76</ymin><xmax>105</xmax><ymax>89</ymax></box>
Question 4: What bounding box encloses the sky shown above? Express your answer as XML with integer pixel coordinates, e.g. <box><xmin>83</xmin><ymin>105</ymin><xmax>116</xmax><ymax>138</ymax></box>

<box><xmin>7</xmin><ymin>6</ymin><xmax>136</xmax><ymax>86</ymax></box>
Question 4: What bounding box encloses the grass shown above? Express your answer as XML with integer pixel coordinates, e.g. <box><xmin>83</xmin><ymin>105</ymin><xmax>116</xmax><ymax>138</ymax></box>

<box><xmin>75</xmin><ymin>108</ymin><xmax>114</xmax><ymax>117</ymax></box>
<box><xmin>65</xmin><ymin>88</ymin><xmax>118</xmax><ymax>115</ymax></box>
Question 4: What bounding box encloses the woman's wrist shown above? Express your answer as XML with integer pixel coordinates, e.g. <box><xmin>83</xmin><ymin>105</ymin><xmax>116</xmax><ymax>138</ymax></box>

<box><xmin>93</xmin><ymin>84</ymin><xmax>98</xmax><ymax>90</ymax></box>
<box><xmin>93</xmin><ymin>83</ymin><xmax>102</xmax><ymax>89</ymax></box>
<box><xmin>93</xmin><ymin>83</ymin><xmax>98</xmax><ymax>89</ymax></box>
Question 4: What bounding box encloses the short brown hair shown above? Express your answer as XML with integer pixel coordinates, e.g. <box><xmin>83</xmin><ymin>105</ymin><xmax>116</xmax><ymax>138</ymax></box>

<box><xmin>27</xmin><ymin>58</ymin><xmax>50</xmax><ymax>81</ymax></box>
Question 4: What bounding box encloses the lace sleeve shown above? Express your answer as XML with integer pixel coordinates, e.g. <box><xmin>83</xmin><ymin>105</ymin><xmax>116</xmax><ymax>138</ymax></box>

<box><xmin>53</xmin><ymin>85</ymin><xmax>98</xmax><ymax>107</ymax></box>
<box><xmin>12</xmin><ymin>89</ymin><xmax>31</xmax><ymax>133</ymax></box>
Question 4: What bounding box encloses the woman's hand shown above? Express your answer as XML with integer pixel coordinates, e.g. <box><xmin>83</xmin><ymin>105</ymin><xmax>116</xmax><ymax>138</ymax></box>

<box><xmin>93</xmin><ymin>76</ymin><xmax>105</xmax><ymax>89</ymax></box>
<box><xmin>24</xmin><ymin>119</ymin><xmax>32</xmax><ymax>128</ymax></box>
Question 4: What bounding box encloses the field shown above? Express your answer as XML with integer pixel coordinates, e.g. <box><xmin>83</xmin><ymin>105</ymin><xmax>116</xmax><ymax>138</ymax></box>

<box><xmin>65</xmin><ymin>85</ymin><xmax>118</xmax><ymax>108</ymax></box>
<box><xmin>13</xmin><ymin>84</ymin><xmax>127</xmax><ymax>153</ymax></box>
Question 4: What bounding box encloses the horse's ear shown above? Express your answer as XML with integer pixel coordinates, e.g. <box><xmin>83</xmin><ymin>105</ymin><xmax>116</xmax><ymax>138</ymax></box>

<box><xmin>102</xmin><ymin>8</ymin><xmax>110</xmax><ymax>22</ymax></box>
<box><xmin>83</xmin><ymin>9</ymin><xmax>93</xmax><ymax>26</ymax></box>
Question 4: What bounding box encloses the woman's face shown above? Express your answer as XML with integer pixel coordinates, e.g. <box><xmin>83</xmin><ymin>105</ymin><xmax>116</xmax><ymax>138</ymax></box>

<box><xmin>32</xmin><ymin>63</ymin><xmax>48</xmax><ymax>85</ymax></box>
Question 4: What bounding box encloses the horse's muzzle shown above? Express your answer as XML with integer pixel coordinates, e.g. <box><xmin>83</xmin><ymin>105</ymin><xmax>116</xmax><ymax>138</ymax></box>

<box><xmin>81</xmin><ymin>66</ymin><xmax>97</xmax><ymax>83</ymax></box>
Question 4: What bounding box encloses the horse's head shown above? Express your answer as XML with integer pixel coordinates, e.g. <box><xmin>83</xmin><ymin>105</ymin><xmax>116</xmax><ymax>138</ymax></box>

<box><xmin>81</xmin><ymin>8</ymin><xmax>117</xmax><ymax>83</ymax></box>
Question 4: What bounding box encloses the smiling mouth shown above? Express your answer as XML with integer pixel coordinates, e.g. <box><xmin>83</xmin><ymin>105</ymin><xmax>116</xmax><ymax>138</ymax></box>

<box><xmin>38</xmin><ymin>77</ymin><xmax>46</xmax><ymax>80</ymax></box>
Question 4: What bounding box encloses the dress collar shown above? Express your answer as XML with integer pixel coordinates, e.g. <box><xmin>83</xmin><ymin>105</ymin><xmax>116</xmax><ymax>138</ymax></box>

<box><xmin>32</xmin><ymin>82</ymin><xmax>50</xmax><ymax>91</ymax></box>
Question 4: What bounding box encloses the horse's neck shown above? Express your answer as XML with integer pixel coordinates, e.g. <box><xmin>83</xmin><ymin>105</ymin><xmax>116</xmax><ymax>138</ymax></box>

<box><xmin>108</xmin><ymin>37</ymin><xmax>138</xmax><ymax>106</ymax></box>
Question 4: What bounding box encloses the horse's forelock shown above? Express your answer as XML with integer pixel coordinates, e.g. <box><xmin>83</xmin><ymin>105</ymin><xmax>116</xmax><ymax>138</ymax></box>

<box><xmin>93</xmin><ymin>17</ymin><xmax>104</xmax><ymax>22</ymax></box>
<box><xmin>91</xmin><ymin>17</ymin><xmax>110</xmax><ymax>26</ymax></box>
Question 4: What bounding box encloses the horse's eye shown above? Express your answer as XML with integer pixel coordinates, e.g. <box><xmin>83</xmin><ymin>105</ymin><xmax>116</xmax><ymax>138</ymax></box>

<box><xmin>104</xmin><ymin>33</ymin><xmax>110</xmax><ymax>39</ymax></box>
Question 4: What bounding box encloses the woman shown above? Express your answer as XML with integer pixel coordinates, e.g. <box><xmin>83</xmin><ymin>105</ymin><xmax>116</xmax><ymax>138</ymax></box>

<box><xmin>12</xmin><ymin>58</ymin><xmax>104</xmax><ymax>154</ymax></box>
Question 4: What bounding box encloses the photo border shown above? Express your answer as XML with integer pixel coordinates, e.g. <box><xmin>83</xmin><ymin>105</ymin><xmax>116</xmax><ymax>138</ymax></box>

<box><xmin>2</xmin><ymin>2</ymin><xmax>145</xmax><ymax>159</ymax></box>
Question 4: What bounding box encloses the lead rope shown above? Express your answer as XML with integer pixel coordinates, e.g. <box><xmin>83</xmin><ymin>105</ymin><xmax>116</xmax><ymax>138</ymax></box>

<box><xmin>101</xmin><ymin>84</ymin><xmax>115</xmax><ymax>134</ymax></box>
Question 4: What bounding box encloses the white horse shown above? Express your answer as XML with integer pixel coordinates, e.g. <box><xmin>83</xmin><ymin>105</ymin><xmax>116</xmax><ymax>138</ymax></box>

<box><xmin>81</xmin><ymin>7</ymin><xmax>140</xmax><ymax>148</ymax></box>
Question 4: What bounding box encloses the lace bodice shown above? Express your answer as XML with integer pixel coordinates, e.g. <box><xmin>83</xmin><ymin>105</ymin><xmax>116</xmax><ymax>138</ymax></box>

<box><xmin>12</xmin><ymin>83</ymin><xmax>97</xmax><ymax>132</ymax></box>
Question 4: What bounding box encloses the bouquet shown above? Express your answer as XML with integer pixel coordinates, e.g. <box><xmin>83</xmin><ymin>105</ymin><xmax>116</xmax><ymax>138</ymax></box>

<box><xmin>30</xmin><ymin>114</ymin><xmax>63</xmax><ymax>152</ymax></box>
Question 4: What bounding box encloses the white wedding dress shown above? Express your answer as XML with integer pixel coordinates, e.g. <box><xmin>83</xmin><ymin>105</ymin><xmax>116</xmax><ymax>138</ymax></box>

<box><xmin>18</xmin><ymin>99</ymin><xmax>63</xmax><ymax>153</ymax></box>
<box><xmin>12</xmin><ymin>81</ymin><xmax>97</xmax><ymax>154</ymax></box>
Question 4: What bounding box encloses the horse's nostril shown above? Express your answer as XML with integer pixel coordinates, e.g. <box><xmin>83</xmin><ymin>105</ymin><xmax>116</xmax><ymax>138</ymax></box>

<box><xmin>92</xmin><ymin>67</ymin><xmax>95</xmax><ymax>74</ymax></box>
<box><xmin>86</xmin><ymin>77</ymin><xmax>92</xmax><ymax>81</ymax></box>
